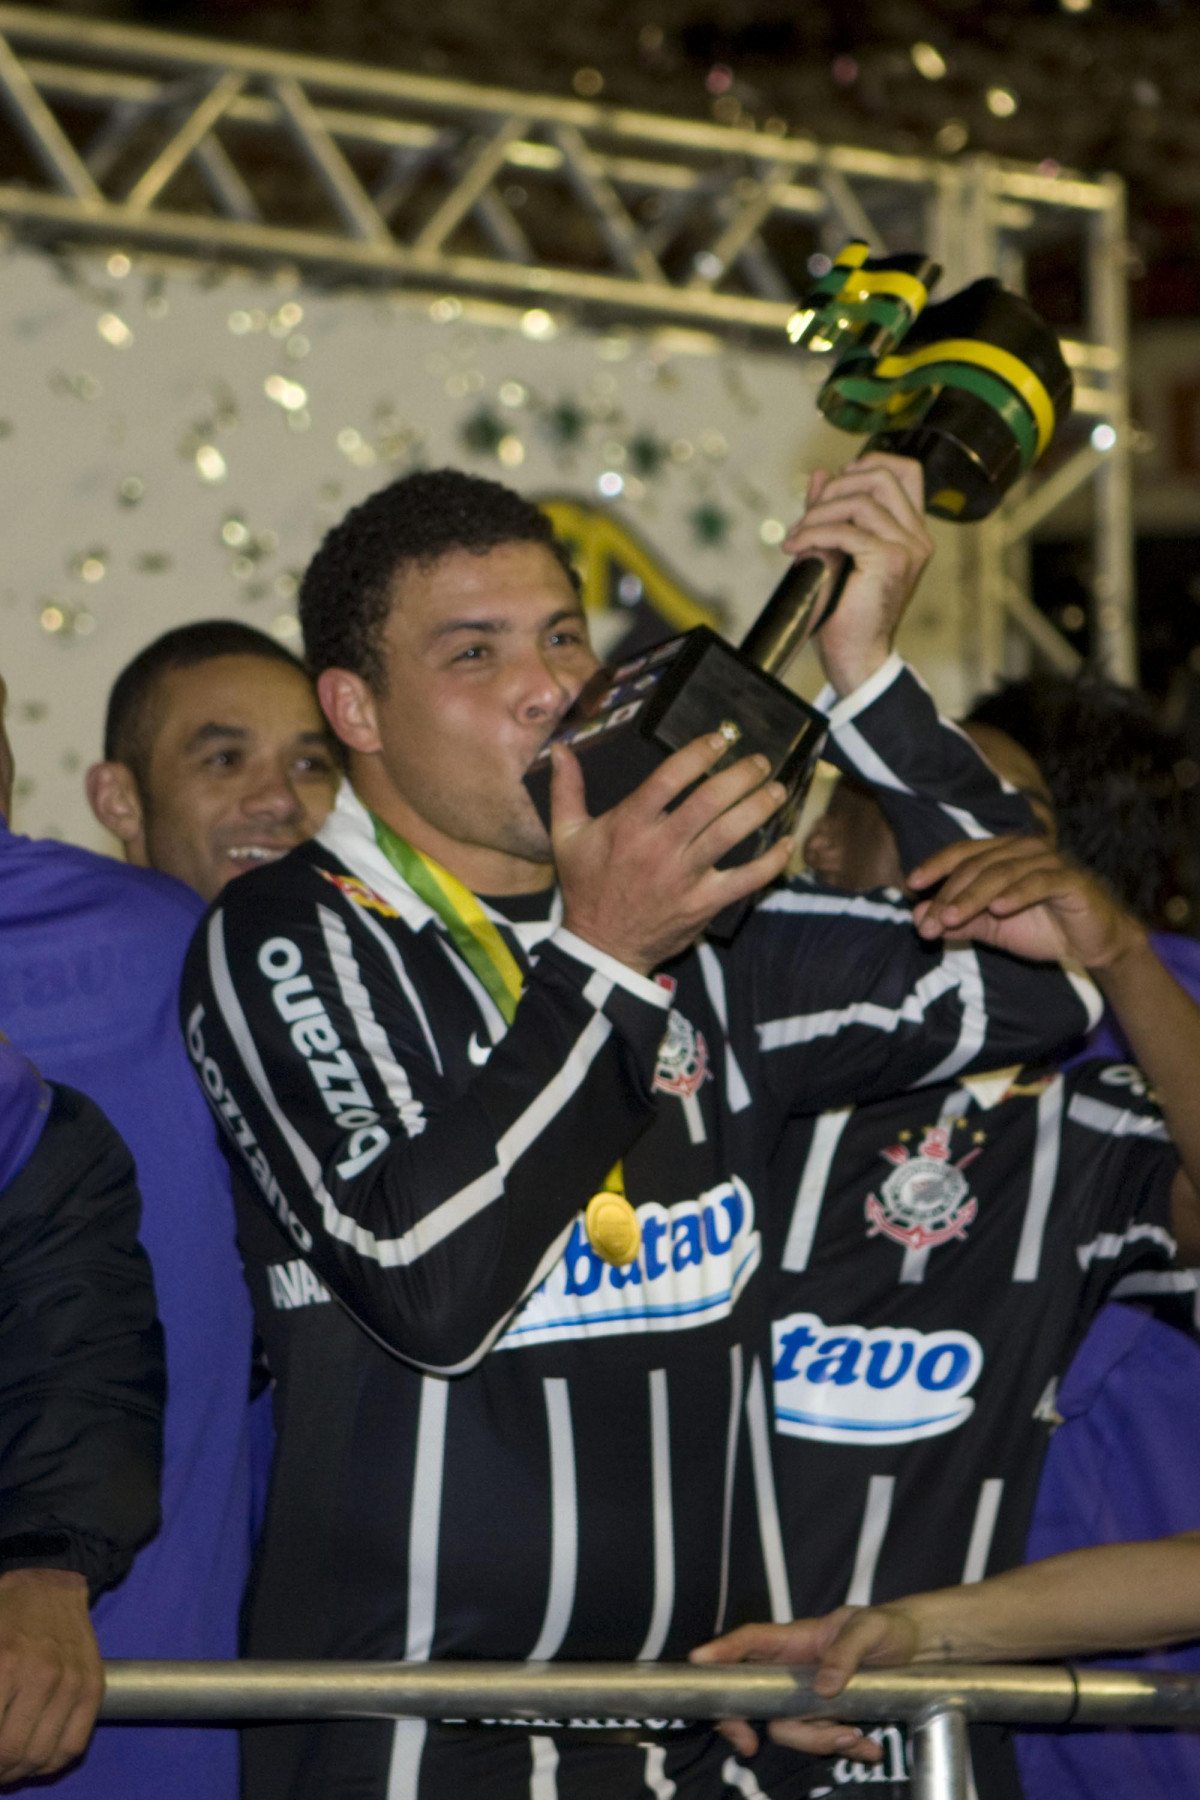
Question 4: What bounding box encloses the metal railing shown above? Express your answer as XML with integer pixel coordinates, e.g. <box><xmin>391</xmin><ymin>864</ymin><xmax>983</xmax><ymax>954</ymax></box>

<box><xmin>99</xmin><ymin>1661</ymin><xmax>1200</xmax><ymax>1800</ymax></box>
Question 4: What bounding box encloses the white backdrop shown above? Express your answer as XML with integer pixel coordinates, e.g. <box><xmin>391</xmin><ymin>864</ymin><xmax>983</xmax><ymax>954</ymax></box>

<box><xmin>0</xmin><ymin>245</ymin><xmax>966</xmax><ymax>851</ymax></box>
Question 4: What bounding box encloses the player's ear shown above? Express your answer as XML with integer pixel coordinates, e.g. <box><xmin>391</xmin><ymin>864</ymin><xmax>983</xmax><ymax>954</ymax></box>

<box><xmin>86</xmin><ymin>760</ymin><xmax>146</xmax><ymax>851</ymax></box>
<box><xmin>317</xmin><ymin>669</ymin><xmax>383</xmax><ymax>757</ymax></box>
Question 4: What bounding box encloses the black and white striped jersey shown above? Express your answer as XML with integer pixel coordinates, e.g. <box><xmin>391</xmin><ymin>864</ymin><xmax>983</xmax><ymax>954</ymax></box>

<box><xmin>179</xmin><ymin>657</ymin><xmax>1099</xmax><ymax>1800</ymax></box>
<box><xmin>749</xmin><ymin>1058</ymin><xmax>1180</xmax><ymax>1800</ymax></box>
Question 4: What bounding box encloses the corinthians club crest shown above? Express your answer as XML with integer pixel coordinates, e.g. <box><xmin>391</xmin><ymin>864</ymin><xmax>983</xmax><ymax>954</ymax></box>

<box><xmin>653</xmin><ymin>1007</ymin><xmax>710</xmax><ymax>1101</ymax></box>
<box><xmin>865</xmin><ymin>1124</ymin><xmax>981</xmax><ymax>1252</ymax></box>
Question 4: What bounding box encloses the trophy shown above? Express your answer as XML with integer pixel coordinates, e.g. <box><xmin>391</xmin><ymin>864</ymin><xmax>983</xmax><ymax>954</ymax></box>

<box><xmin>525</xmin><ymin>241</ymin><xmax>1074</xmax><ymax>937</ymax></box>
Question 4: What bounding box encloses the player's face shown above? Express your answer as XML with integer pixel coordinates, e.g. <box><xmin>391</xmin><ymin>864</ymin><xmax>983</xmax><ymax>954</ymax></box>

<box><xmin>804</xmin><ymin>776</ymin><xmax>906</xmax><ymax>893</ymax></box>
<box><xmin>365</xmin><ymin>542</ymin><xmax>598</xmax><ymax>870</ymax></box>
<box><xmin>139</xmin><ymin>656</ymin><xmax>339</xmax><ymax>900</ymax></box>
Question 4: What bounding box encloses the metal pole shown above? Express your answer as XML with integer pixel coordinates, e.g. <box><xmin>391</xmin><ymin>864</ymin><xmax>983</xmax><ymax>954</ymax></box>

<box><xmin>95</xmin><ymin>1661</ymin><xmax>1200</xmax><ymax>1727</ymax></box>
<box><xmin>1089</xmin><ymin>171</ymin><xmax>1137</xmax><ymax>683</ymax></box>
<box><xmin>911</xmin><ymin>1704</ymin><xmax>971</xmax><ymax>1800</ymax></box>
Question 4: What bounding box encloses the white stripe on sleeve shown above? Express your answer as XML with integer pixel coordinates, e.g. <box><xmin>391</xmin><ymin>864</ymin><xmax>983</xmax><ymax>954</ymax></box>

<box><xmin>911</xmin><ymin>950</ymin><xmax>987</xmax><ymax>1089</ymax></box>
<box><xmin>756</xmin><ymin>957</ymin><xmax>960</xmax><ymax>1052</ymax></box>
<box><xmin>349</xmin><ymin>902</ymin><xmax>444</xmax><ymax>1073</ymax></box>
<box><xmin>937</xmin><ymin>803</ymin><xmax>991</xmax><ymax>841</ymax></box>
<box><xmin>828</xmin><ymin>718</ymin><xmax>914</xmax><ymax>797</ymax></box>
<box><xmin>318</xmin><ymin>904</ymin><xmax>426</xmax><ymax>1137</ymax></box>
<box><xmin>1067</xmin><ymin>1093</ymin><xmax>1170</xmax><ymax>1141</ymax></box>
<box><xmin>210</xmin><ymin>908</ymin><xmax>613</xmax><ymax>1272</ymax></box>
<box><xmin>816</xmin><ymin>653</ymin><xmax>904</xmax><ymax>727</ymax></box>
<box><xmin>1111</xmin><ymin>1271</ymin><xmax>1198</xmax><ymax>1299</ymax></box>
<box><xmin>1076</xmin><ymin>1221</ymin><xmax>1177</xmax><ymax>1271</ymax></box>
<box><xmin>553</xmin><ymin>928</ymin><xmax>672</xmax><ymax>1010</ymax></box>
<box><xmin>1064</xmin><ymin>965</ymin><xmax>1104</xmax><ymax>1034</ymax></box>
<box><xmin>757</xmin><ymin>889</ymin><xmax>912</xmax><ymax>926</ymax></box>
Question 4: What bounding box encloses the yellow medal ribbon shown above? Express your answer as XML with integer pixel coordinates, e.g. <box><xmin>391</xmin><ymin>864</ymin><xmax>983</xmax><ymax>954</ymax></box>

<box><xmin>371</xmin><ymin>816</ymin><xmax>642</xmax><ymax>1268</ymax></box>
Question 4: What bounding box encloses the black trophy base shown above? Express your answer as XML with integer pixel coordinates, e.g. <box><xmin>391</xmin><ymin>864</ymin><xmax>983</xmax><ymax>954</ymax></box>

<box><xmin>524</xmin><ymin>626</ymin><xmax>828</xmax><ymax>939</ymax></box>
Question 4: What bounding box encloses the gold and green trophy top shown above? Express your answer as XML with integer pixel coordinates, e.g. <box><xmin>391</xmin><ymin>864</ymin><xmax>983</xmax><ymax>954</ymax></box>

<box><xmin>788</xmin><ymin>240</ymin><xmax>1075</xmax><ymax>519</ymax></box>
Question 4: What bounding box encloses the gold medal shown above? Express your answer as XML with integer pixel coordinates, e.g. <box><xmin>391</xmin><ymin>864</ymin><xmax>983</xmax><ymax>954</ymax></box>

<box><xmin>585</xmin><ymin>1191</ymin><xmax>642</xmax><ymax>1267</ymax></box>
<box><xmin>370</xmin><ymin>820</ymin><xmax>643</xmax><ymax>1269</ymax></box>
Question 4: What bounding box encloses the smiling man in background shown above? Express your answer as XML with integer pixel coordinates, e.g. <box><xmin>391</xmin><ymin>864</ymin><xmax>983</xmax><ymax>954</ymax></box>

<box><xmin>86</xmin><ymin>619</ymin><xmax>339</xmax><ymax>900</ymax></box>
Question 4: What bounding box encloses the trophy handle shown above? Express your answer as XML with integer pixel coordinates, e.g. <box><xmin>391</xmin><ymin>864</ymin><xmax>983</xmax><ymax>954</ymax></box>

<box><xmin>738</xmin><ymin>551</ymin><xmax>850</xmax><ymax>680</ymax></box>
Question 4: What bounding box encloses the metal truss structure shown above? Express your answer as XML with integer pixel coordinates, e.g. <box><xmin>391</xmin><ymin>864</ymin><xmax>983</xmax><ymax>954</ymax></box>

<box><xmin>0</xmin><ymin>3</ymin><xmax>1133</xmax><ymax>685</ymax></box>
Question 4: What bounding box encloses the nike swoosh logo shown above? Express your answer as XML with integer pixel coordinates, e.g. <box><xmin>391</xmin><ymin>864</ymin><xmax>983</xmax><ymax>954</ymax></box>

<box><xmin>467</xmin><ymin>1033</ymin><xmax>493</xmax><ymax>1067</ymax></box>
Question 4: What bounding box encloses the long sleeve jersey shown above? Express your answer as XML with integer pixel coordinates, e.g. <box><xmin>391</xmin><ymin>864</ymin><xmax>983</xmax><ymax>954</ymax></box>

<box><xmin>180</xmin><ymin>657</ymin><xmax>1098</xmax><ymax>1800</ymax></box>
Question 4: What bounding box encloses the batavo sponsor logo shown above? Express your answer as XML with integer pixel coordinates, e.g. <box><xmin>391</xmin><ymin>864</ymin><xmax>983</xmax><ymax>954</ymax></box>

<box><xmin>497</xmin><ymin>1178</ymin><xmax>761</xmax><ymax>1348</ymax></box>
<box><xmin>772</xmin><ymin>1311</ymin><xmax>983</xmax><ymax>1446</ymax></box>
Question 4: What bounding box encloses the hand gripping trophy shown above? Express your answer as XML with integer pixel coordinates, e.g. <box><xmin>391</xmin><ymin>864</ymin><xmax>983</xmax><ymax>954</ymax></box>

<box><xmin>525</xmin><ymin>240</ymin><xmax>1073</xmax><ymax>941</ymax></box>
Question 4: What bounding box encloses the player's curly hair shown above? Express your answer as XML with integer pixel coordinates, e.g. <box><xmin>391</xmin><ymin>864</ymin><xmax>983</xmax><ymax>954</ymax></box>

<box><xmin>299</xmin><ymin>468</ymin><xmax>579</xmax><ymax>690</ymax></box>
<box><xmin>966</xmin><ymin>675</ymin><xmax>1182</xmax><ymax>924</ymax></box>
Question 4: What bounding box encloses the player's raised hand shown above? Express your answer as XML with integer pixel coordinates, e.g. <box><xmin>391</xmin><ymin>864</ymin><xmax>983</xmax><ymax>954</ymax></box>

<box><xmin>907</xmin><ymin>836</ymin><xmax>1145</xmax><ymax>969</ymax></box>
<box><xmin>781</xmin><ymin>452</ymin><xmax>933</xmax><ymax>697</ymax></box>
<box><xmin>551</xmin><ymin>733</ymin><xmax>792</xmax><ymax>975</ymax></box>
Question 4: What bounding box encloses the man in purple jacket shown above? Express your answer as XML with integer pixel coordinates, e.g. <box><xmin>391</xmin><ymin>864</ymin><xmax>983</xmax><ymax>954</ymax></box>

<box><xmin>1</xmin><ymin>622</ymin><xmax>337</xmax><ymax>1796</ymax></box>
<box><xmin>0</xmin><ymin>660</ymin><xmax>258</xmax><ymax>1800</ymax></box>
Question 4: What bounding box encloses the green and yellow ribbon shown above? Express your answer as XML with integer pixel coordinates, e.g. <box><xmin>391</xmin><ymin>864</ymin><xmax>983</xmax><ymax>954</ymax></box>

<box><xmin>371</xmin><ymin>814</ymin><xmax>641</xmax><ymax>1267</ymax></box>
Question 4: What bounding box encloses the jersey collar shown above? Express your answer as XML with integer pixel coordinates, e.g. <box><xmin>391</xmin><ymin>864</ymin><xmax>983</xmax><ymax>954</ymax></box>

<box><xmin>960</xmin><ymin>1064</ymin><xmax>1023</xmax><ymax>1110</ymax></box>
<box><xmin>315</xmin><ymin>781</ymin><xmax>564</xmax><ymax>951</ymax></box>
<box><xmin>315</xmin><ymin>782</ymin><xmax>440</xmax><ymax>932</ymax></box>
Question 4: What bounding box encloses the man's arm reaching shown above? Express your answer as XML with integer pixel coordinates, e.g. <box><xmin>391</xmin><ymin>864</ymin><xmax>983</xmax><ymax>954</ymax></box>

<box><xmin>909</xmin><ymin>835</ymin><xmax>1200</xmax><ymax>1255</ymax></box>
<box><xmin>692</xmin><ymin>1533</ymin><xmax>1200</xmax><ymax>1765</ymax></box>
